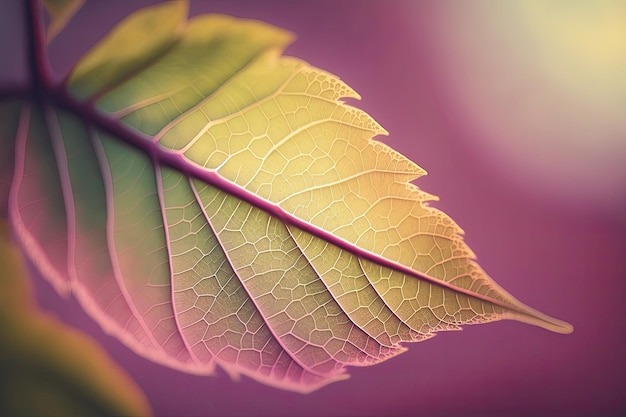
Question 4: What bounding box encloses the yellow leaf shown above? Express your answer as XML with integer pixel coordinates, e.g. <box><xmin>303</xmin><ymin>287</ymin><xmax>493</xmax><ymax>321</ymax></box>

<box><xmin>2</xmin><ymin>0</ymin><xmax>572</xmax><ymax>395</ymax></box>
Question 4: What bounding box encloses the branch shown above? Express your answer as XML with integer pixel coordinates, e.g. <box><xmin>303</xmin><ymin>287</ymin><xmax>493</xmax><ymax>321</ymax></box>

<box><xmin>25</xmin><ymin>0</ymin><xmax>52</xmax><ymax>94</ymax></box>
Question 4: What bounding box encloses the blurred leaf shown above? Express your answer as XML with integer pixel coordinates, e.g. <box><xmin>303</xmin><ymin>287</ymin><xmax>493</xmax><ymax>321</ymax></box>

<box><xmin>0</xmin><ymin>0</ymin><xmax>572</xmax><ymax>395</ymax></box>
<box><xmin>0</xmin><ymin>221</ymin><xmax>151</xmax><ymax>417</ymax></box>
<box><xmin>42</xmin><ymin>0</ymin><xmax>84</xmax><ymax>43</ymax></box>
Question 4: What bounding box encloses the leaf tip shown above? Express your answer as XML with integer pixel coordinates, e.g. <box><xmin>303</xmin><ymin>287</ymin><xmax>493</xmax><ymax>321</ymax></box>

<box><xmin>510</xmin><ymin>307</ymin><xmax>574</xmax><ymax>335</ymax></box>
<box><xmin>540</xmin><ymin>319</ymin><xmax>574</xmax><ymax>335</ymax></box>
<box><xmin>549</xmin><ymin>319</ymin><xmax>574</xmax><ymax>335</ymax></box>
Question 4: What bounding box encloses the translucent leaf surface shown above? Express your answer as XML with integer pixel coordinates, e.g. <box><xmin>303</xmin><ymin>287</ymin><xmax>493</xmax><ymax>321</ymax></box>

<box><xmin>2</xmin><ymin>1</ymin><xmax>572</xmax><ymax>393</ymax></box>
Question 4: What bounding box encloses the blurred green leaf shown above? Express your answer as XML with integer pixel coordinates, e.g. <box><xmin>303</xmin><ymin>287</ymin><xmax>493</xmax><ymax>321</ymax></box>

<box><xmin>0</xmin><ymin>220</ymin><xmax>151</xmax><ymax>417</ymax></box>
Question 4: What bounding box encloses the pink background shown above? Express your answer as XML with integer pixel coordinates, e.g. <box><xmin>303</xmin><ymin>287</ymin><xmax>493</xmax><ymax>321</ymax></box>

<box><xmin>9</xmin><ymin>1</ymin><xmax>625</xmax><ymax>416</ymax></box>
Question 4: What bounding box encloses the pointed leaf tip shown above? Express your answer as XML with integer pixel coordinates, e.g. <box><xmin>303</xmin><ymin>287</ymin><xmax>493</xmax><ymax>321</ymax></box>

<box><xmin>514</xmin><ymin>307</ymin><xmax>574</xmax><ymax>335</ymax></box>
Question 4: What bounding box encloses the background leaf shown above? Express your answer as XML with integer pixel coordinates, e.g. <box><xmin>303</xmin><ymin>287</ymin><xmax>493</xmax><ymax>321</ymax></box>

<box><xmin>42</xmin><ymin>0</ymin><xmax>84</xmax><ymax>43</ymax></box>
<box><xmin>0</xmin><ymin>220</ymin><xmax>151</xmax><ymax>417</ymax></box>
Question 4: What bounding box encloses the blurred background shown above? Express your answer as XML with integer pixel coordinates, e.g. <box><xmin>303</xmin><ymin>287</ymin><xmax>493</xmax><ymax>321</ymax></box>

<box><xmin>5</xmin><ymin>1</ymin><xmax>626</xmax><ymax>416</ymax></box>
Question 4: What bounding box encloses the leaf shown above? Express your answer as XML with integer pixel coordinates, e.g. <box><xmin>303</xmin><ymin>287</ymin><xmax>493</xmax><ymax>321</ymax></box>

<box><xmin>1</xmin><ymin>1</ymin><xmax>572</xmax><ymax>393</ymax></box>
<box><xmin>42</xmin><ymin>0</ymin><xmax>84</xmax><ymax>43</ymax></box>
<box><xmin>0</xmin><ymin>220</ymin><xmax>152</xmax><ymax>416</ymax></box>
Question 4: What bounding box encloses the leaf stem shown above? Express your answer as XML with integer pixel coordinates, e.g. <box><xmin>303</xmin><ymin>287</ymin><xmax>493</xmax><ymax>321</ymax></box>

<box><xmin>25</xmin><ymin>0</ymin><xmax>51</xmax><ymax>95</ymax></box>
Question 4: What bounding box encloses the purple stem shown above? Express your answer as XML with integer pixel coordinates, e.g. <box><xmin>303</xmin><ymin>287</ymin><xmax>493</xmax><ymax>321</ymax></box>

<box><xmin>26</xmin><ymin>0</ymin><xmax>52</xmax><ymax>95</ymax></box>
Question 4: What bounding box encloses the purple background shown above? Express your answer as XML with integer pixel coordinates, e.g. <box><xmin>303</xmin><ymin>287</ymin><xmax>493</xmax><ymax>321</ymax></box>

<box><xmin>14</xmin><ymin>1</ymin><xmax>626</xmax><ymax>416</ymax></box>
